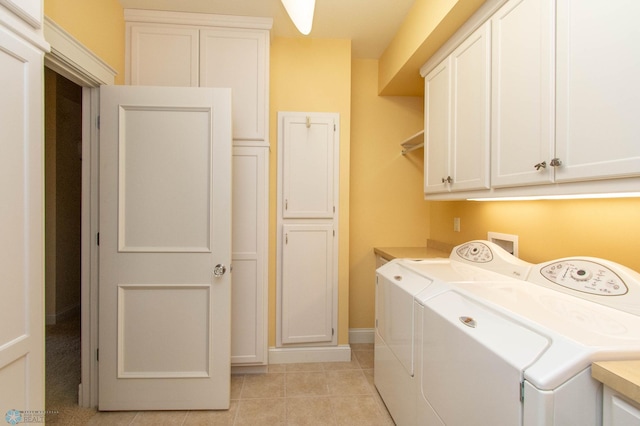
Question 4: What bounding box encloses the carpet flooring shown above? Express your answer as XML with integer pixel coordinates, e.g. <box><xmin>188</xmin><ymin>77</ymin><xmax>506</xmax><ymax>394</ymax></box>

<box><xmin>45</xmin><ymin>315</ymin><xmax>97</xmax><ymax>424</ymax></box>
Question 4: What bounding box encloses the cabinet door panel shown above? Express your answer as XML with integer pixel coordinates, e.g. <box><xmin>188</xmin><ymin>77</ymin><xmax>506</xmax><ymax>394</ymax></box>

<box><xmin>231</xmin><ymin>147</ymin><xmax>268</xmax><ymax>364</ymax></box>
<box><xmin>200</xmin><ymin>29</ymin><xmax>268</xmax><ymax>142</ymax></box>
<box><xmin>424</xmin><ymin>59</ymin><xmax>451</xmax><ymax>194</ymax></box>
<box><xmin>128</xmin><ymin>24</ymin><xmax>199</xmax><ymax>87</ymax></box>
<box><xmin>281</xmin><ymin>115</ymin><xmax>336</xmax><ymax>218</ymax></box>
<box><xmin>281</xmin><ymin>224</ymin><xmax>334</xmax><ymax>345</ymax></box>
<box><xmin>450</xmin><ymin>22</ymin><xmax>491</xmax><ymax>192</ymax></box>
<box><xmin>556</xmin><ymin>0</ymin><xmax>640</xmax><ymax>182</ymax></box>
<box><xmin>491</xmin><ymin>0</ymin><xmax>555</xmax><ymax>187</ymax></box>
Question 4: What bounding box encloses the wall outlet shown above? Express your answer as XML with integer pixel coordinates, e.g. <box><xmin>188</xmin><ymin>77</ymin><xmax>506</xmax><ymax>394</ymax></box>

<box><xmin>488</xmin><ymin>232</ymin><xmax>519</xmax><ymax>257</ymax></box>
<box><xmin>453</xmin><ymin>217</ymin><xmax>461</xmax><ymax>232</ymax></box>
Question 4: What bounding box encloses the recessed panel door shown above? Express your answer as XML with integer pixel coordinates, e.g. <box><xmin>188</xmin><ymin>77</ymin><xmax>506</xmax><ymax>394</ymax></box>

<box><xmin>98</xmin><ymin>85</ymin><xmax>232</xmax><ymax>410</ymax></box>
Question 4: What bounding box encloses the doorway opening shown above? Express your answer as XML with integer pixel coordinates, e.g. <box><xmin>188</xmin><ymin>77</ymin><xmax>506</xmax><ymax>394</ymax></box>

<box><xmin>44</xmin><ymin>68</ymin><xmax>96</xmax><ymax>422</ymax></box>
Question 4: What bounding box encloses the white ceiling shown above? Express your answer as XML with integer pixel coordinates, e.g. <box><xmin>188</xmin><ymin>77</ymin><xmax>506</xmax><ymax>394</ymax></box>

<box><xmin>118</xmin><ymin>0</ymin><xmax>416</xmax><ymax>59</ymax></box>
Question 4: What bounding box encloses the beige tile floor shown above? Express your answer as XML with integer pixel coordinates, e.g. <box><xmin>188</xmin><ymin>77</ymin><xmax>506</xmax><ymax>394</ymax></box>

<box><xmin>87</xmin><ymin>344</ymin><xmax>394</xmax><ymax>426</ymax></box>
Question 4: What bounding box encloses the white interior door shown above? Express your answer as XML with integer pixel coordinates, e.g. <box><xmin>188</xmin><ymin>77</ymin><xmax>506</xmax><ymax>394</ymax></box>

<box><xmin>98</xmin><ymin>85</ymin><xmax>232</xmax><ymax>411</ymax></box>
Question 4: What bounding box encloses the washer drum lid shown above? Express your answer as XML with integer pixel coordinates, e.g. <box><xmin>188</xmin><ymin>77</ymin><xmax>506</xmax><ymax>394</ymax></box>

<box><xmin>420</xmin><ymin>291</ymin><xmax>549</xmax><ymax>426</ymax></box>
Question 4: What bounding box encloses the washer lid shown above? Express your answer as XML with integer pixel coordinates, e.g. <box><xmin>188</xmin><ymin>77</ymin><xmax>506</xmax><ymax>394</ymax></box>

<box><xmin>451</xmin><ymin>280</ymin><xmax>640</xmax><ymax>389</ymax></box>
<box><xmin>420</xmin><ymin>290</ymin><xmax>549</xmax><ymax>425</ymax></box>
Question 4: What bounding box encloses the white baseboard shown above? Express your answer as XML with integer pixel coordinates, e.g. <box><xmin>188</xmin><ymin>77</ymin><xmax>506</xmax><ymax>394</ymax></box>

<box><xmin>349</xmin><ymin>328</ymin><xmax>375</xmax><ymax>344</ymax></box>
<box><xmin>268</xmin><ymin>345</ymin><xmax>351</xmax><ymax>364</ymax></box>
<box><xmin>231</xmin><ymin>364</ymin><xmax>268</xmax><ymax>375</ymax></box>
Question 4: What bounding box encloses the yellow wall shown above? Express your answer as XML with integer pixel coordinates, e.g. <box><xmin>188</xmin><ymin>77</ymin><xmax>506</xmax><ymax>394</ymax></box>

<box><xmin>378</xmin><ymin>0</ymin><xmax>485</xmax><ymax>95</ymax></box>
<box><xmin>350</xmin><ymin>59</ymin><xmax>427</xmax><ymax>328</ymax></box>
<box><xmin>44</xmin><ymin>0</ymin><xmax>125</xmax><ymax>84</ymax></box>
<box><xmin>269</xmin><ymin>38</ymin><xmax>352</xmax><ymax>345</ymax></box>
<box><xmin>429</xmin><ymin>198</ymin><xmax>640</xmax><ymax>272</ymax></box>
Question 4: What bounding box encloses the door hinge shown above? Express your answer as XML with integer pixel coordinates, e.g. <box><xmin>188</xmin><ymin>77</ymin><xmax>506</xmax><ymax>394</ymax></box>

<box><xmin>97</xmin><ymin>115</ymin><xmax>100</xmax><ymax>129</ymax></box>
<box><xmin>285</xmin><ymin>233</ymin><xmax>288</xmax><ymax>244</ymax></box>
<box><xmin>96</xmin><ymin>348</ymin><xmax>99</xmax><ymax>362</ymax></box>
<box><xmin>332</xmin><ymin>328</ymin><xmax>335</xmax><ymax>337</ymax></box>
<box><xmin>96</xmin><ymin>232</ymin><xmax>100</xmax><ymax>246</ymax></box>
<box><xmin>520</xmin><ymin>381</ymin><xmax>524</xmax><ymax>402</ymax></box>
<box><xmin>333</xmin><ymin>230</ymin><xmax>335</xmax><ymax>237</ymax></box>
<box><xmin>333</xmin><ymin>124</ymin><xmax>336</xmax><ymax>131</ymax></box>
<box><xmin>285</xmin><ymin>199</ymin><xmax>288</xmax><ymax>210</ymax></box>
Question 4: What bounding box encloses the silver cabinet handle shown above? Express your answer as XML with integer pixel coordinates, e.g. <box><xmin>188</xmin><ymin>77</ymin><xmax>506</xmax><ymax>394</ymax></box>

<box><xmin>213</xmin><ymin>264</ymin><xmax>226</xmax><ymax>277</ymax></box>
<box><xmin>441</xmin><ymin>176</ymin><xmax>453</xmax><ymax>183</ymax></box>
<box><xmin>550</xmin><ymin>158</ymin><xmax>562</xmax><ymax>167</ymax></box>
<box><xmin>534</xmin><ymin>161</ymin><xmax>547</xmax><ymax>170</ymax></box>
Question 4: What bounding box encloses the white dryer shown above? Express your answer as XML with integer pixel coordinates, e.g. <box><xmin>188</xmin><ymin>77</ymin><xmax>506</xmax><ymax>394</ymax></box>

<box><xmin>413</xmin><ymin>242</ymin><xmax>640</xmax><ymax>425</ymax></box>
<box><xmin>375</xmin><ymin>241</ymin><xmax>531</xmax><ymax>425</ymax></box>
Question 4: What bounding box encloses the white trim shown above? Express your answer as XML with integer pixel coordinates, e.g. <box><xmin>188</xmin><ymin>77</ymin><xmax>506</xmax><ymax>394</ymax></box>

<box><xmin>349</xmin><ymin>328</ymin><xmax>375</xmax><ymax>344</ymax></box>
<box><xmin>124</xmin><ymin>9</ymin><xmax>273</xmax><ymax>30</ymax></box>
<box><xmin>44</xmin><ymin>20</ymin><xmax>114</xmax><ymax>408</ymax></box>
<box><xmin>268</xmin><ymin>345</ymin><xmax>351</xmax><ymax>364</ymax></box>
<box><xmin>231</xmin><ymin>365</ymin><xmax>268</xmax><ymax>375</ymax></box>
<box><xmin>44</xmin><ymin>16</ymin><xmax>117</xmax><ymax>87</ymax></box>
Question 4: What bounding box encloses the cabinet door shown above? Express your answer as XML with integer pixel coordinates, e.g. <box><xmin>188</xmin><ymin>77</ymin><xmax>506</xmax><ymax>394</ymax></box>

<box><xmin>449</xmin><ymin>22</ymin><xmax>491</xmax><ymax>192</ymax></box>
<box><xmin>200</xmin><ymin>28</ymin><xmax>268</xmax><ymax>142</ymax></box>
<box><xmin>128</xmin><ymin>24</ymin><xmax>199</xmax><ymax>87</ymax></box>
<box><xmin>424</xmin><ymin>58</ymin><xmax>451</xmax><ymax>194</ymax></box>
<box><xmin>491</xmin><ymin>0</ymin><xmax>555</xmax><ymax>187</ymax></box>
<box><xmin>0</xmin><ymin>23</ymin><xmax>45</xmax><ymax>416</ymax></box>
<box><xmin>231</xmin><ymin>147</ymin><xmax>268</xmax><ymax>365</ymax></box>
<box><xmin>556</xmin><ymin>0</ymin><xmax>640</xmax><ymax>182</ymax></box>
<box><xmin>281</xmin><ymin>224</ymin><xmax>334</xmax><ymax>345</ymax></box>
<box><xmin>281</xmin><ymin>115</ymin><xmax>337</xmax><ymax>218</ymax></box>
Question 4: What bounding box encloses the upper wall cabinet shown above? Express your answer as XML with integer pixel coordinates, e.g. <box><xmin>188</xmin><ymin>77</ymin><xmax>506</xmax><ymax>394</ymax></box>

<box><xmin>490</xmin><ymin>0</ymin><xmax>555</xmax><ymax>188</ymax></box>
<box><xmin>200</xmin><ymin>28</ymin><xmax>268</xmax><ymax>142</ymax></box>
<box><xmin>424</xmin><ymin>22</ymin><xmax>491</xmax><ymax>194</ymax></box>
<box><xmin>555</xmin><ymin>0</ymin><xmax>640</xmax><ymax>183</ymax></box>
<box><xmin>125</xmin><ymin>10</ymin><xmax>271</xmax><ymax>144</ymax></box>
<box><xmin>421</xmin><ymin>0</ymin><xmax>640</xmax><ymax>199</ymax></box>
<box><xmin>128</xmin><ymin>24</ymin><xmax>200</xmax><ymax>87</ymax></box>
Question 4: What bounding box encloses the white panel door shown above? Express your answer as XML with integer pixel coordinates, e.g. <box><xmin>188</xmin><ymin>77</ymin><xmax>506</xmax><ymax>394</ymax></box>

<box><xmin>281</xmin><ymin>224</ymin><xmax>334</xmax><ymax>345</ymax></box>
<box><xmin>424</xmin><ymin>58</ymin><xmax>451</xmax><ymax>194</ymax></box>
<box><xmin>556</xmin><ymin>0</ymin><xmax>640</xmax><ymax>182</ymax></box>
<box><xmin>98</xmin><ymin>85</ymin><xmax>232</xmax><ymax>410</ymax></box>
<box><xmin>491</xmin><ymin>0</ymin><xmax>555</xmax><ymax>187</ymax></box>
<box><xmin>449</xmin><ymin>22</ymin><xmax>491</xmax><ymax>192</ymax></box>
<box><xmin>0</xmin><ymin>25</ymin><xmax>44</xmax><ymax>418</ymax></box>
<box><xmin>281</xmin><ymin>115</ymin><xmax>336</xmax><ymax>218</ymax></box>
<box><xmin>200</xmin><ymin>28</ymin><xmax>268</xmax><ymax>142</ymax></box>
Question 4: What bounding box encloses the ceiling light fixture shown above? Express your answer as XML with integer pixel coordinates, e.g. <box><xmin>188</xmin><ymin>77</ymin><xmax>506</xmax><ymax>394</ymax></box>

<box><xmin>281</xmin><ymin>0</ymin><xmax>316</xmax><ymax>35</ymax></box>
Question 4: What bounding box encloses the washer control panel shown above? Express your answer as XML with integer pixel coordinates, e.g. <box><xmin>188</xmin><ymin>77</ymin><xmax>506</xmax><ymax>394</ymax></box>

<box><xmin>455</xmin><ymin>242</ymin><xmax>493</xmax><ymax>263</ymax></box>
<box><xmin>539</xmin><ymin>259</ymin><xmax>627</xmax><ymax>296</ymax></box>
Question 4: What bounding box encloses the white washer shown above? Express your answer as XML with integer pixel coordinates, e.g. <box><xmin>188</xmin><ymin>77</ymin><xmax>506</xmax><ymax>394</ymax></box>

<box><xmin>412</xmin><ymin>242</ymin><xmax>640</xmax><ymax>425</ymax></box>
<box><xmin>375</xmin><ymin>241</ymin><xmax>531</xmax><ymax>425</ymax></box>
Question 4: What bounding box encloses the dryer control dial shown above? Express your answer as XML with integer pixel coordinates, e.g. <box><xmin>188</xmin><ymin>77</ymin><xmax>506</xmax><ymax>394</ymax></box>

<box><xmin>540</xmin><ymin>259</ymin><xmax>627</xmax><ymax>296</ymax></box>
<box><xmin>455</xmin><ymin>242</ymin><xmax>493</xmax><ymax>263</ymax></box>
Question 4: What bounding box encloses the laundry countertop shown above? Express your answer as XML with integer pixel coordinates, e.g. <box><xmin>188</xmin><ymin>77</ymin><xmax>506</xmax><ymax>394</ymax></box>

<box><xmin>592</xmin><ymin>360</ymin><xmax>640</xmax><ymax>405</ymax></box>
<box><xmin>374</xmin><ymin>240</ymin><xmax>453</xmax><ymax>261</ymax></box>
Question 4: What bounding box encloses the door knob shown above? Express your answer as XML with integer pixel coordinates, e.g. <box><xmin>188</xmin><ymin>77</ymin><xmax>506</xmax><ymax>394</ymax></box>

<box><xmin>213</xmin><ymin>264</ymin><xmax>226</xmax><ymax>277</ymax></box>
<box><xmin>534</xmin><ymin>161</ymin><xmax>547</xmax><ymax>170</ymax></box>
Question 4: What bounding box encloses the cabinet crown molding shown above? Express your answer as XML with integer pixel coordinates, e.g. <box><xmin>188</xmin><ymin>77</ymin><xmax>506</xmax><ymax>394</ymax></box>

<box><xmin>124</xmin><ymin>9</ymin><xmax>273</xmax><ymax>30</ymax></box>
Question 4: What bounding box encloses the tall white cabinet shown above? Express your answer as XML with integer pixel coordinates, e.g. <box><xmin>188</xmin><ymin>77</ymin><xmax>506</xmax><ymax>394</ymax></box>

<box><xmin>277</xmin><ymin>113</ymin><xmax>339</xmax><ymax>348</ymax></box>
<box><xmin>0</xmin><ymin>0</ymin><xmax>47</xmax><ymax>414</ymax></box>
<box><xmin>125</xmin><ymin>10</ymin><xmax>271</xmax><ymax>367</ymax></box>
